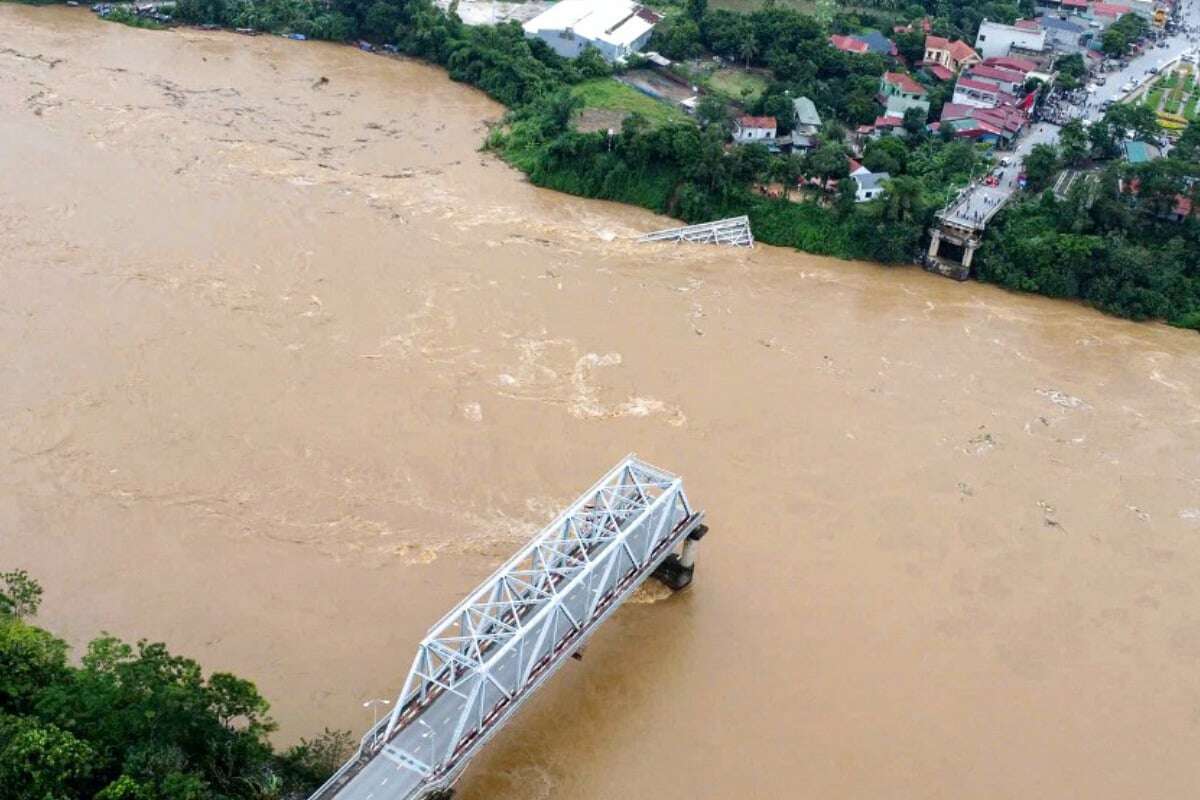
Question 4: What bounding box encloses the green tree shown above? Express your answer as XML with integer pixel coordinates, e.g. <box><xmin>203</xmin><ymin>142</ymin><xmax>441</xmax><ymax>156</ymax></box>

<box><xmin>652</xmin><ymin>17</ymin><xmax>702</xmax><ymax>60</ymax></box>
<box><xmin>1055</xmin><ymin>53</ymin><xmax>1086</xmax><ymax>90</ymax></box>
<box><xmin>0</xmin><ymin>714</ymin><xmax>94</xmax><ymax>800</ymax></box>
<box><xmin>1102</xmin><ymin>27</ymin><xmax>1128</xmax><ymax>57</ymax></box>
<box><xmin>807</xmin><ymin>140</ymin><xmax>850</xmax><ymax>181</ymax></box>
<box><xmin>0</xmin><ymin>618</ymin><xmax>69</xmax><ymax>713</ymax></box>
<box><xmin>1172</xmin><ymin>122</ymin><xmax>1200</xmax><ymax>163</ymax></box>
<box><xmin>834</xmin><ymin>178</ymin><xmax>859</xmax><ymax>217</ymax></box>
<box><xmin>1022</xmin><ymin>143</ymin><xmax>1060</xmax><ymax>192</ymax></box>
<box><xmin>0</xmin><ymin>571</ymin><xmax>42</xmax><ymax>620</ymax></box>
<box><xmin>1059</xmin><ymin>119</ymin><xmax>1089</xmax><ymax>166</ymax></box>
<box><xmin>880</xmin><ymin>175</ymin><xmax>926</xmax><ymax>223</ymax></box>
<box><xmin>686</xmin><ymin>0</ymin><xmax>707</xmax><ymax>23</ymax></box>
<box><xmin>738</xmin><ymin>31</ymin><xmax>759</xmax><ymax>68</ymax></box>
<box><xmin>902</xmin><ymin>106</ymin><xmax>927</xmax><ymax>138</ymax></box>
<box><xmin>696</xmin><ymin>95</ymin><xmax>731</xmax><ymax>131</ymax></box>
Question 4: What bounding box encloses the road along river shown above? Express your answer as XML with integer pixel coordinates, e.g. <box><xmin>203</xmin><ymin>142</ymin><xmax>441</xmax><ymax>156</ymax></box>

<box><xmin>3</xmin><ymin>7</ymin><xmax>1200</xmax><ymax>799</ymax></box>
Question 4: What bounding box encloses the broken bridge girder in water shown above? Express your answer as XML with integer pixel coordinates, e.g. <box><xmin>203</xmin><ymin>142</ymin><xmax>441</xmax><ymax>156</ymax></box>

<box><xmin>638</xmin><ymin>215</ymin><xmax>754</xmax><ymax>247</ymax></box>
<box><xmin>309</xmin><ymin>455</ymin><xmax>708</xmax><ymax>800</ymax></box>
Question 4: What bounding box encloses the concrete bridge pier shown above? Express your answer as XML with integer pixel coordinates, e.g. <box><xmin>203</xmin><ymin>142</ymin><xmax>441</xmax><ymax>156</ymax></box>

<box><xmin>653</xmin><ymin>524</ymin><xmax>708</xmax><ymax>591</ymax></box>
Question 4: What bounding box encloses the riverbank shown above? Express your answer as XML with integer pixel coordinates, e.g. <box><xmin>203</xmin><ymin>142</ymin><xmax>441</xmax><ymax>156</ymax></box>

<box><xmin>62</xmin><ymin>0</ymin><xmax>1200</xmax><ymax>331</ymax></box>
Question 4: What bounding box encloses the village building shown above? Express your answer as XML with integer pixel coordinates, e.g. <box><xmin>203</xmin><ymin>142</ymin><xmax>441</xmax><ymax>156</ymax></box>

<box><xmin>938</xmin><ymin>103</ymin><xmax>1027</xmax><ymax>144</ymax></box>
<box><xmin>878</xmin><ymin>71</ymin><xmax>930</xmax><ymax>117</ymax></box>
<box><xmin>952</xmin><ymin>76</ymin><xmax>1012</xmax><ymax>108</ymax></box>
<box><xmin>1123</xmin><ymin>0</ymin><xmax>1156</xmax><ymax>19</ymax></box>
<box><xmin>732</xmin><ymin>115</ymin><xmax>777</xmax><ymax>145</ymax></box>
<box><xmin>1088</xmin><ymin>2</ymin><xmax>1134</xmax><ymax>25</ymax></box>
<box><xmin>1038</xmin><ymin>15</ymin><xmax>1090</xmax><ymax>52</ymax></box>
<box><xmin>923</xmin><ymin>35</ymin><xmax>981</xmax><ymax>74</ymax></box>
<box><xmin>829</xmin><ymin>34</ymin><xmax>871</xmax><ymax>54</ymax></box>
<box><xmin>974</xmin><ymin>19</ymin><xmax>1048</xmax><ymax>58</ymax></box>
<box><xmin>857</xmin><ymin>29</ymin><xmax>898</xmax><ymax>57</ymax></box>
<box><xmin>983</xmin><ymin>54</ymin><xmax>1040</xmax><ymax>73</ymax></box>
<box><xmin>964</xmin><ymin>63</ymin><xmax>1028</xmax><ymax>94</ymax></box>
<box><xmin>872</xmin><ymin>114</ymin><xmax>907</xmax><ymax>138</ymax></box>
<box><xmin>792</xmin><ymin>96</ymin><xmax>822</xmax><ymax>136</ymax></box>
<box><xmin>852</xmin><ymin>170</ymin><xmax>891</xmax><ymax>202</ymax></box>
<box><xmin>521</xmin><ymin>0</ymin><xmax>661</xmax><ymax>63</ymax></box>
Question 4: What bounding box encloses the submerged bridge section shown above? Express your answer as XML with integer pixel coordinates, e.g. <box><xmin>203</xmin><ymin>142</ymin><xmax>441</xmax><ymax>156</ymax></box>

<box><xmin>639</xmin><ymin>215</ymin><xmax>754</xmax><ymax>247</ymax></box>
<box><xmin>310</xmin><ymin>456</ymin><xmax>707</xmax><ymax>800</ymax></box>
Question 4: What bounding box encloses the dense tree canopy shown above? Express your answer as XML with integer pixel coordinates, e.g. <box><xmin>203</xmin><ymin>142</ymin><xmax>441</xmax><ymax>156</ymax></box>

<box><xmin>0</xmin><ymin>572</ymin><xmax>350</xmax><ymax>800</ymax></box>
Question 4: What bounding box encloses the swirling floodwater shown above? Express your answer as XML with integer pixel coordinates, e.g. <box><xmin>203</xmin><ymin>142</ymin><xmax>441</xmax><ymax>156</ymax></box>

<box><xmin>3</xmin><ymin>7</ymin><xmax>1200</xmax><ymax>798</ymax></box>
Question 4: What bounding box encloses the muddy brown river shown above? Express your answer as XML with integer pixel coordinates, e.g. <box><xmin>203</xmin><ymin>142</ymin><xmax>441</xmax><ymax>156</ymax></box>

<box><xmin>3</xmin><ymin>7</ymin><xmax>1200</xmax><ymax>798</ymax></box>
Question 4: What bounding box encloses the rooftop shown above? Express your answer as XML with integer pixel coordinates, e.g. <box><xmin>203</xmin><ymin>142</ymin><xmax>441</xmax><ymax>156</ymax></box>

<box><xmin>855</xmin><ymin>171</ymin><xmax>891</xmax><ymax>190</ymax></box>
<box><xmin>882</xmin><ymin>71</ymin><xmax>927</xmax><ymax>94</ymax></box>
<box><xmin>522</xmin><ymin>0</ymin><xmax>660</xmax><ymax>48</ymax></box>
<box><xmin>925</xmin><ymin>63</ymin><xmax>955</xmax><ymax>81</ymax></box>
<box><xmin>969</xmin><ymin>64</ymin><xmax>1027</xmax><ymax>83</ymax></box>
<box><xmin>737</xmin><ymin>115</ymin><xmax>777</xmax><ymax>129</ymax></box>
<box><xmin>957</xmin><ymin>77</ymin><xmax>1002</xmax><ymax>93</ymax></box>
<box><xmin>983</xmin><ymin>55</ymin><xmax>1038</xmax><ymax>72</ymax></box>
<box><xmin>949</xmin><ymin>40</ymin><xmax>980</xmax><ymax>62</ymax></box>
<box><xmin>792</xmin><ymin>96</ymin><xmax>822</xmax><ymax>128</ymax></box>
<box><xmin>830</xmin><ymin>34</ymin><xmax>871</xmax><ymax>54</ymax></box>
<box><xmin>1039</xmin><ymin>15</ymin><xmax>1085</xmax><ymax>31</ymax></box>
<box><xmin>858</xmin><ymin>29</ymin><xmax>897</xmax><ymax>55</ymax></box>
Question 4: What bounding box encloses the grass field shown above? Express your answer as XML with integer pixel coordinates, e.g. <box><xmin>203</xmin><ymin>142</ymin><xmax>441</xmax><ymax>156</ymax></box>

<box><xmin>570</xmin><ymin>79</ymin><xmax>689</xmax><ymax>128</ymax></box>
<box><xmin>711</xmin><ymin>0</ymin><xmax>875</xmax><ymax>15</ymax></box>
<box><xmin>712</xmin><ymin>0</ymin><xmax>819</xmax><ymax>12</ymax></box>
<box><xmin>707</xmin><ymin>68</ymin><xmax>769</xmax><ymax>101</ymax></box>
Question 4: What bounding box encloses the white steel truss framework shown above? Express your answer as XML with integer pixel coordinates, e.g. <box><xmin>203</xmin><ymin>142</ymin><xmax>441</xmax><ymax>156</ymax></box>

<box><xmin>310</xmin><ymin>455</ymin><xmax>703</xmax><ymax>800</ymax></box>
<box><xmin>638</xmin><ymin>215</ymin><xmax>754</xmax><ymax>247</ymax></box>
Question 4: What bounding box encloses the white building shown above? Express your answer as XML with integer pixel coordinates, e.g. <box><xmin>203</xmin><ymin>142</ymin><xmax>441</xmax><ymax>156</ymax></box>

<box><xmin>973</xmin><ymin>20</ymin><xmax>1047</xmax><ymax>58</ymax></box>
<box><xmin>732</xmin><ymin>115</ymin><xmax>777</xmax><ymax>144</ymax></box>
<box><xmin>522</xmin><ymin>0</ymin><xmax>661</xmax><ymax>63</ymax></box>
<box><xmin>853</xmin><ymin>170</ymin><xmax>890</xmax><ymax>202</ymax></box>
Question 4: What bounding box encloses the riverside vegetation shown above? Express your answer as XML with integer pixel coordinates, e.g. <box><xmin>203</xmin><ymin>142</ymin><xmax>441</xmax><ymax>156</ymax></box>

<box><xmin>40</xmin><ymin>0</ymin><xmax>1200</xmax><ymax>328</ymax></box>
<box><xmin>0</xmin><ymin>570</ymin><xmax>350</xmax><ymax>800</ymax></box>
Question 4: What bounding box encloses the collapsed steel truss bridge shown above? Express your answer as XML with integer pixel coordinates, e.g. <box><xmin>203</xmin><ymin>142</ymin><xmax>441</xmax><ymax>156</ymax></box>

<box><xmin>309</xmin><ymin>455</ymin><xmax>707</xmax><ymax>800</ymax></box>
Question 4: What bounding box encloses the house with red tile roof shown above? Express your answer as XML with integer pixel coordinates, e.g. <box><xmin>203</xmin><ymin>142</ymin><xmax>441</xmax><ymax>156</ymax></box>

<box><xmin>939</xmin><ymin>103</ymin><xmax>1027</xmax><ymax>143</ymax></box>
<box><xmin>829</xmin><ymin>34</ymin><xmax>870</xmax><ymax>54</ymax></box>
<box><xmin>1090</xmin><ymin>2</ymin><xmax>1133</xmax><ymax>20</ymax></box>
<box><xmin>878</xmin><ymin>71</ymin><xmax>930</xmax><ymax>117</ymax></box>
<box><xmin>732</xmin><ymin>115</ymin><xmax>777</xmax><ymax>145</ymax></box>
<box><xmin>965</xmin><ymin>64</ymin><xmax>1027</xmax><ymax>94</ymax></box>
<box><xmin>982</xmin><ymin>55</ymin><xmax>1038</xmax><ymax>74</ymax></box>
<box><xmin>923</xmin><ymin>35</ymin><xmax>982</xmax><ymax>73</ymax></box>
<box><xmin>924</xmin><ymin>63</ymin><xmax>955</xmax><ymax>81</ymax></box>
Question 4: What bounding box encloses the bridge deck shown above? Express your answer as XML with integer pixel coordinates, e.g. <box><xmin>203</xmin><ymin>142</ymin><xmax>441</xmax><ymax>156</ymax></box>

<box><xmin>310</xmin><ymin>456</ymin><xmax>704</xmax><ymax>800</ymax></box>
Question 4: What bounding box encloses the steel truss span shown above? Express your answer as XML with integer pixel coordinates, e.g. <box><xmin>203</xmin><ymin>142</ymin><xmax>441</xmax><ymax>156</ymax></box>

<box><xmin>638</xmin><ymin>215</ymin><xmax>754</xmax><ymax>247</ymax></box>
<box><xmin>310</xmin><ymin>455</ymin><xmax>706</xmax><ymax>800</ymax></box>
